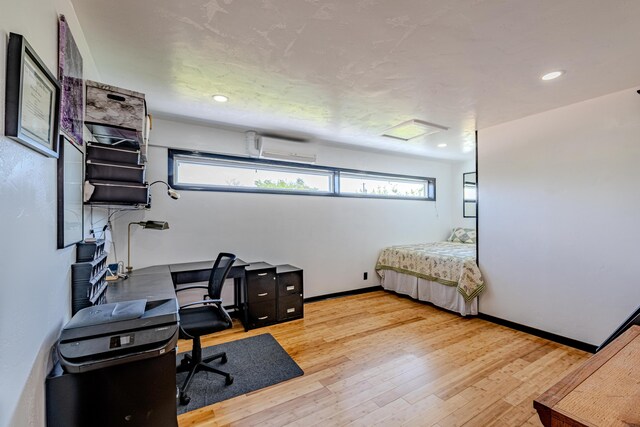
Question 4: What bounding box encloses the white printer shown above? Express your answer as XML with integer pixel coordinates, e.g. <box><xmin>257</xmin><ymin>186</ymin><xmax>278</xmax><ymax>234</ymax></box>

<box><xmin>57</xmin><ymin>298</ymin><xmax>178</xmax><ymax>373</ymax></box>
<box><xmin>47</xmin><ymin>298</ymin><xmax>180</xmax><ymax>427</ymax></box>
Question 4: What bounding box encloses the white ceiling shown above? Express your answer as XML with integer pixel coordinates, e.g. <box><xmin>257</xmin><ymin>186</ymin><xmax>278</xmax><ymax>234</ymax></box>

<box><xmin>71</xmin><ymin>0</ymin><xmax>640</xmax><ymax>160</ymax></box>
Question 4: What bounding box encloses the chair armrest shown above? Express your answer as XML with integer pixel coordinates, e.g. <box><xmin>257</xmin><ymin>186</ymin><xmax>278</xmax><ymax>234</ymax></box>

<box><xmin>179</xmin><ymin>299</ymin><xmax>223</xmax><ymax>310</ymax></box>
<box><xmin>175</xmin><ymin>285</ymin><xmax>208</xmax><ymax>293</ymax></box>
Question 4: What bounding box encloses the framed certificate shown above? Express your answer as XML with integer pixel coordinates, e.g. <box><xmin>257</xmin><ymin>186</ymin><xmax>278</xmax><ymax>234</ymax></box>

<box><xmin>5</xmin><ymin>32</ymin><xmax>61</xmax><ymax>158</ymax></box>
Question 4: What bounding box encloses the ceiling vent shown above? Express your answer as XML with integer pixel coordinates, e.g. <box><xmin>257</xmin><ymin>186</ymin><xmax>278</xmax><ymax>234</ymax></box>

<box><xmin>382</xmin><ymin>119</ymin><xmax>449</xmax><ymax>141</ymax></box>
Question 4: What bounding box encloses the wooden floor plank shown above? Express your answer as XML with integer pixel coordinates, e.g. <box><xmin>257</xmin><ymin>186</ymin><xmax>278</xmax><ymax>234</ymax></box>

<box><xmin>177</xmin><ymin>291</ymin><xmax>589</xmax><ymax>427</ymax></box>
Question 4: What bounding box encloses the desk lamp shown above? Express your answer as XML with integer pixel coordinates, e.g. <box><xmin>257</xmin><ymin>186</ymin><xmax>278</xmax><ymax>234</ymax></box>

<box><xmin>127</xmin><ymin>221</ymin><xmax>169</xmax><ymax>273</ymax></box>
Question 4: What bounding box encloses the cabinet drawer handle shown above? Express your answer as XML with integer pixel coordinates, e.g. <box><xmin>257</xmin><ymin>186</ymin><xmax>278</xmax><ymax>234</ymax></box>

<box><xmin>258</xmin><ymin>316</ymin><xmax>269</xmax><ymax>320</ymax></box>
<box><xmin>258</xmin><ymin>292</ymin><xmax>268</xmax><ymax>297</ymax></box>
<box><xmin>107</xmin><ymin>93</ymin><xmax>126</xmax><ymax>102</ymax></box>
<box><xmin>286</xmin><ymin>308</ymin><xmax>296</xmax><ymax>313</ymax></box>
<box><xmin>258</xmin><ymin>272</ymin><xmax>268</xmax><ymax>276</ymax></box>
<box><xmin>286</xmin><ymin>285</ymin><xmax>295</xmax><ymax>291</ymax></box>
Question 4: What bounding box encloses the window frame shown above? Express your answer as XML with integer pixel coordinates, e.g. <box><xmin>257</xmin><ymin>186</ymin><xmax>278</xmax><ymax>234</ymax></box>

<box><xmin>168</xmin><ymin>149</ymin><xmax>436</xmax><ymax>201</ymax></box>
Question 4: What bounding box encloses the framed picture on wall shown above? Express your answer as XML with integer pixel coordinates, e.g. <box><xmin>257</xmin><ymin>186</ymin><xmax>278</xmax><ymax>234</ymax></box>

<box><xmin>58</xmin><ymin>135</ymin><xmax>84</xmax><ymax>248</ymax></box>
<box><xmin>58</xmin><ymin>15</ymin><xmax>84</xmax><ymax>146</ymax></box>
<box><xmin>4</xmin><ymin>32</ymin><xmax>61</xmax><ymax>158</ymax></box>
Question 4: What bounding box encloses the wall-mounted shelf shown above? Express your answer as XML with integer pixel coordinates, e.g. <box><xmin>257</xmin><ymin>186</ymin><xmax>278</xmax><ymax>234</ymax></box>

<box><xmin>83</xmin><ymin>80</ymin><xmax>151</xmax><ymax>207</ymax></box>
<box><xmin>71</xmin><ymin>240</ymin><xmax>108</xmax><ymax>315</ymax></box>
<box><xmin>84</xmin><ymin>122</ymin><xmax>142</xmax><ymax>148</ymax></box>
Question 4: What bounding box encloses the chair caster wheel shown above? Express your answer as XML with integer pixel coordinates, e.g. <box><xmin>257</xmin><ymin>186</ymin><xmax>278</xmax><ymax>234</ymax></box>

<box><xmin>225</xmin><ymin>375</ymin><xmax>234</xmax><ymax>385</ymax></box>
<box><xmin>179</xmin><ymin>357</ymin><xmax>189</xmax><ymax>367</ymax></box>
<box><xmin>221</xmin><ymin>355</ymin><xmax>228</xmax><ymax>363</ymax></box>
<box><xmin>179</xmin><ymin>393</ymin><xmax>191</xmax><ymax>405</ymax></box>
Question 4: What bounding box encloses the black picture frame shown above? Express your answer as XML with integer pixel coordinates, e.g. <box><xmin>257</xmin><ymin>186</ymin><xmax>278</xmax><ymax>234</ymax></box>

<box><xmin>5</xmin><ymin>32</ymin><xmax>61</xmax><ymax>158</ymax></box>
<box><xmin>57</xmin><ymin>134</ymin><xmax>84</xmax><ymax>248</ymax></box>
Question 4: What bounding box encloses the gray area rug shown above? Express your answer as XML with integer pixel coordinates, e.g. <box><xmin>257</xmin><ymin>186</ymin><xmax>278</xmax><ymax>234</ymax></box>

<box><xmin>176</xmin><ymin>333</ymin><xmax>304</xmax><ymax>414</ymax></box>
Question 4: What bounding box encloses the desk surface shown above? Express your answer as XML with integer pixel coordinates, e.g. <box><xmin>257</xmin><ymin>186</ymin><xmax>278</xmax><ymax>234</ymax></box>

<box><xmin>107</xmin><ymin>271</ymin><xmax>175</xmax><ymax>303</ymax></box>
<box><xmin>169</xmin><ymin>259</ymin><xmax>249</xmax><ymax>273</ymax></box>
<box><xmin>107</xmin><ymin>258</ymin><xmax>247</xmax><ymax>303</ymax></box>
<box><xmin>534</xmin><ymin>325</ymin><xmax>640</xmax><ymax>426</ymax></box>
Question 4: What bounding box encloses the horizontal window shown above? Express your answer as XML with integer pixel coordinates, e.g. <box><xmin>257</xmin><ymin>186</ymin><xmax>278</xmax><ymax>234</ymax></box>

<box><xmin>339</xmin><ymin>172</ymin><xmax>428</xmax><ymax>198</ymax></box>
<box><xmin>169</xmin><ymin>149</ymin><xmax>436</xmax><ymax>201</ymax></box>
<box><xmin>174</xmin><ymin>157</ymin><xmax>333</xmax><ymax>194</ymax></box>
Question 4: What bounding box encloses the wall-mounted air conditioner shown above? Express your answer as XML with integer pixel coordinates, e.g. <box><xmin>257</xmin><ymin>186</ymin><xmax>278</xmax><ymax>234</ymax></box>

<box><xmin>245</xmin><ymin>132</ymin><xmax>317</xmax><ymax>164</ymax></box>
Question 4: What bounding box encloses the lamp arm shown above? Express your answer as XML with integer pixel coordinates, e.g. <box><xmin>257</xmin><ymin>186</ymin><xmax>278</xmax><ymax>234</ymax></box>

<box><xmin>149</xmin><ymin>180</ymin><xmax>171</xmax><ymax>189</ymax></box>
<box><xmin>149</xmin><ymin>180</ymin><xmax>180</xmax><ymax>200</ymax></box>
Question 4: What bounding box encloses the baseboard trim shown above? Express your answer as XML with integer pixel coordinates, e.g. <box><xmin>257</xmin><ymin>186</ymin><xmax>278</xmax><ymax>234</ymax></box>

<box><xmin>478</xmin><ymin>313</ymin><xmax>597</xmax><ymax>353</ymax></box>
<box><xmin>304</xmin><ymin>286</ymin><xmax>383</xmax><ymax>303</ymax></box>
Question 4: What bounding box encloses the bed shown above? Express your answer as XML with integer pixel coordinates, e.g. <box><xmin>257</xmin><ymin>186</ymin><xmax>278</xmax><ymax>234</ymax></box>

<box><xmin>375</xmin><ymin>236</ymin><xmax>484</xmax><ymax>316</ymax></box>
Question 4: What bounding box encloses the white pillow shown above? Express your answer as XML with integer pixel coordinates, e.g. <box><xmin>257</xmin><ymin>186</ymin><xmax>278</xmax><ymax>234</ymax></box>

<box><xmin>448</xmin><ymin>227</ymin><xmax>476</xmax><ymax>244</ymax></box>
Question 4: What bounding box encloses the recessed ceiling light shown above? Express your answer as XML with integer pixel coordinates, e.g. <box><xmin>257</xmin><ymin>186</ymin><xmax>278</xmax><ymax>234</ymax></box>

<box><xmin>541</xmin><ymin>70</ymin><xmax>565</xmax><ymax>81</ymax></box>
<box><xmin>437</xmin><ymin>143</ymin><xmax>447</xmax><ymax>148</ymax></box>
<box><xmin>382</xmin><ymin>119</ymin><xmax>449</xmax><ymax>141</ymax></box>
<box><xmin>212</xmin><ymin>94</ymin><xmax>229</xmax><ymax>103</ymax></box>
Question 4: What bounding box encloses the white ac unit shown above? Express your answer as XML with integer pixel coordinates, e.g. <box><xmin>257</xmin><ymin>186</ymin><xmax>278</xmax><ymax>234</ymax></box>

<box><xmin>246</xmin><ymin>133</ymin><xmax>317</xmax><ymax>164</ymax></box>
<box><xmin>245</xmin><ymin>131</ymin><xmax>260</xmax><ymax>157</ymax></box>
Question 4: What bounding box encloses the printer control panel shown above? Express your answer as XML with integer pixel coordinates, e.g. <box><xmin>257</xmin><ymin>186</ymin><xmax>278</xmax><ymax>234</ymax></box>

<box><xmin>109</xmin><ymin>334</ymin><xmax>135</xmax><ymax>349</ymax></box>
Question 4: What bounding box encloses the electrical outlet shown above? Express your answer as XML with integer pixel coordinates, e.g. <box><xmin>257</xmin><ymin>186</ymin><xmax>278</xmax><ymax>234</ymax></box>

<box><xmin>363</xmin><ymin>272</ymin><xmax>368</xmax><ymax>280</ymax></box>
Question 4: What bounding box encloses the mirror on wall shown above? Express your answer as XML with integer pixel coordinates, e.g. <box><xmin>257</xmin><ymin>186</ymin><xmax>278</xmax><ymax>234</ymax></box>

<box><xmin>463</xmin><ymin>172</ymin><xmax>477</xmax><ymax>218</ymax></box>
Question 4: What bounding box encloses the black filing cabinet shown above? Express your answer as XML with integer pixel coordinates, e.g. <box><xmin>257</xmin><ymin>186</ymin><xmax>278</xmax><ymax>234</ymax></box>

<box><xmin>276</xmin><ymin>264</ymin><xmax>304</xmax><ymax>322</ymax></box>
<box><xmin>245</xmin><ymin>262</ymin><xmax>278</xmax><ymax>329</ymax></box>
<box><xmin>243</xmin><ymin>263</ymin><xmax>304</xmax><ymax>330</ymax></box>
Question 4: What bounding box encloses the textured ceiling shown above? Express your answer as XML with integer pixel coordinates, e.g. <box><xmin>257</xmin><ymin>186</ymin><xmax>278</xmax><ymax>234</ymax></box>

<box><xmin>71</xmin><ymin>0</ymin><xmax>640</xmax><ymax>160</ymax></box>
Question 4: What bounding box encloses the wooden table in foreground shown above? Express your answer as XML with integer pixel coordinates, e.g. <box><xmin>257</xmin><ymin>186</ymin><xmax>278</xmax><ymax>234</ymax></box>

<box><xmin>534</xmin><ymin>325</ymin><xmax>640</xmax><ymax>426</ymax></box>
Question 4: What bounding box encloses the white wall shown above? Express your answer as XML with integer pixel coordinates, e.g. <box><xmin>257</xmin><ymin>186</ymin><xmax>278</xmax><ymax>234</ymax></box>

<box><xmin>111</xmin><ymin>118</ymin><xmax>457</xmax><ymax>298</ymax></box>
<box><xmin>452</xmin><ymin>158</ymin><xmax>476</xmax><ymax>229</ymax></box>
<box><xmin>0</xmin><ymin>2</ymin><xmax>99</xmax><ymax>426</ymax></box>
<box><xmin>478</xmin><ymin>87</ymin><xmax>640</xmax><ymax>346</ymax></box>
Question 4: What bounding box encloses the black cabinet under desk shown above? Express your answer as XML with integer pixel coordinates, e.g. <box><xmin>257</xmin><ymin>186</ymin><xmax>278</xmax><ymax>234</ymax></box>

<box><xmin>276</xmin><ymin>264</ymin><xmax>304</xmax><ymax>322</ymax></box>
<box><xmin>243</xmin><ymin>262</ymin><xmax>304</xmax><ymax>331</ymax></box>
<box><xmin>244</xmin><ymin>262</ymin><xmax>278</xmax><ymax>329</ymax></box>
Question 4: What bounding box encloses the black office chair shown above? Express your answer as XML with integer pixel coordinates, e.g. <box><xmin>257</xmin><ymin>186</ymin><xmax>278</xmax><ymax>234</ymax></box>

<box><xmin>176</xmin><ymin>252</ymin><xmax>237</xmax><ymax>405</ymax></box>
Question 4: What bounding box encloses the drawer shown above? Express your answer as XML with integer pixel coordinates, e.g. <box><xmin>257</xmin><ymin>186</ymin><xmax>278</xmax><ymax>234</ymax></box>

<box><xmin>86</xmin><ymin>123</ymin><xmax>143</xmax><ymax>148</ymax></box>
<box><xmin>247</xmin><ymin>301</ymin><xmax>277</xmax><ymax>327</ymax></box>
<box><xmin>86</xmin><ymin>180</ymin><xmax>149</xmax><ymax>205</ymax></box>
<box><xmin>86</xmin><ymin>80</ymin><xmax>146</xmax><ymax>132</ymax></box>
<box><xmin>87</xmin><ymin>142</ymin><xmax>140</xmax><ymax>165</ymax></box>
<box><xmin>278</xmin><ymin>271</ymin><xmax>303</xmax><ymax>296</ymax></box>
<box><xmin>246</xmin><ymin>270</ymin><xmax>277</xmax><ymax>303</ymax></box>
<box><xmin>86</xmin><ymin>160</ymin><xmax>145</xmax><ymax>183</ymax></box>
<box><xmin>277</xmin><ymin>294</ymin><xmax>303</xmax><ymax>321</ymax></box>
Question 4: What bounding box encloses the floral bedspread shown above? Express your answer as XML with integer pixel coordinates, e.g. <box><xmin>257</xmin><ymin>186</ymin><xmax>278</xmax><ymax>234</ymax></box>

<box><xmin>375</xmin><ymin>242</ymin><xmax>485</xmax><ymax>301</ymax></box>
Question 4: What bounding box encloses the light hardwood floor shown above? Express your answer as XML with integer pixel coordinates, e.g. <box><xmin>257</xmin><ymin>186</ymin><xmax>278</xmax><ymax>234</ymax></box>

<box><xmin>177</xmin><ymin>291</ymin><xmax>589</xmax><ymax>427</ymax></box>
